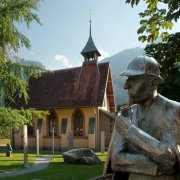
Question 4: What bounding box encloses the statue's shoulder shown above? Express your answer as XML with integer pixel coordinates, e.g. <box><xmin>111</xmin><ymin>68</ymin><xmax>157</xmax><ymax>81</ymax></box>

<box><xmin>156</xmin><ymin>94</ymin><xmax>180</xmax><ymax>110</ymax></box>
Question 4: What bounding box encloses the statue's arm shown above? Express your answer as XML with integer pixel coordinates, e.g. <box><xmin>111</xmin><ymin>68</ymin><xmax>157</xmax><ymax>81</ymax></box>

<box><xmin>125</xmin><ymin>125</ymin><xmax>178</xmax><ymax>171</ymax></box>
<box><xmin>110</xmin><ymin>121</ymin><xmax>158</xmax><ymax>176</ymax></box>
<box><xmin>116</xmin><ymin>116</ymin><xmax>178</xmax><ymax>173</ymax></box>
<box><xmin>111</xmin><ymin>151</ymin><xmax>158</xmax><ymax>176</ymax></box>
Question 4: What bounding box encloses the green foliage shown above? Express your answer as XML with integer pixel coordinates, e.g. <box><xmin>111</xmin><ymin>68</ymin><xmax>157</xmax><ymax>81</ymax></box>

<box><xmin>0</xmin><ymin>0</ymin><xmax>42</xmax><ymax>56</ymax></box>
<box><xmin>0</xmin><ymin>128</ymin><xmax>10</xmax><ymax>139</ymax></box>
<box><xmin>0</xmin><ymin>107</ymin><xmax>47</xmax><ymax>131</ymax></box>
<box><xmin>126</xmin><ymin>0</ymin><xmax>180</xmax><ymax>42</ymax></box>
<box><xmin>125</xmin><ymin>1</ymin><xmax>180</xmax><ymax>101</ymax></box>
<box><xmin>0</xmin><ymin>57</ymin><xmax>47</xmax><ymax>131</ymax></box>
<box><xmin>0</xmin><ymin>0</ymin><xmax>46</xmax><ymax>132</ymax></box>
<box><xmin>0</xmin><ymin>58</ymin><xmax>43</xmax><ymax>104</ymax></box>
<box><xmin>145</xmin><ymin>33</ymin><xmax>180</xmax><ymax>101</ymax></box>
<box><xmin>126</xmin><ymin>0</ymin><xmax>140</xmax><ymax>7</ymax></box>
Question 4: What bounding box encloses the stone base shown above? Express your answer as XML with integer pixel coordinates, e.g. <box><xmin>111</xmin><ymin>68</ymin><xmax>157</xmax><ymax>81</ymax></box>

<box><xmin>6</xmin><ymin>151</ymin><xmax>12</xmax><ymax>157</ymax></box>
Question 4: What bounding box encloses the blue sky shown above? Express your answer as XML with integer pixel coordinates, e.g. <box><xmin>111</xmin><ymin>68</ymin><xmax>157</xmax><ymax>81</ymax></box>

<box><xmin>17</xmin><ymin>0</ymin><xmax>180</xmax><ymax>70</ymax></box>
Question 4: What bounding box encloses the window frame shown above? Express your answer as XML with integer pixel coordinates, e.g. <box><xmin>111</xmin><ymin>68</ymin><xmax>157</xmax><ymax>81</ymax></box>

<box><xmin>48</xmin><ymin>111</ymin><xmax>58</xmax><ymax>137</ymax></box>
<box><xmin>72</xmin><ymin>109</ymin><xmax>85</xmax><ymax>137</ymax></box>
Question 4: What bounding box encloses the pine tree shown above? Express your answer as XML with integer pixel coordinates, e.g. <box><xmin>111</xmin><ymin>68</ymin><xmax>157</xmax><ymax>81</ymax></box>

<box><xmin>0</xmin><ymin>0</ymin><xmax>47</xmax><ymax>133</ymax></box>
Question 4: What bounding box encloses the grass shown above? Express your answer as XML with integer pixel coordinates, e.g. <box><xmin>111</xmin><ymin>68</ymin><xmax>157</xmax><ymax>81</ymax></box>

<box><xmin>0</xmin><ymin>150</ymin><xmax>106</xmax><ymax>180</ymax></box>
<box><xmin>0</xmin><ymin>151</ymin><xmax>37</xmax><ymax>173</ymax></box>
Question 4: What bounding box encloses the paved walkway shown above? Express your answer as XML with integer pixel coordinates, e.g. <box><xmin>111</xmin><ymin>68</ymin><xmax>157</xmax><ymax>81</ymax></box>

<box><xmin>0</xmin><ymin>156</ymin><xmax>50</xmax><ymax>177</ymax></box>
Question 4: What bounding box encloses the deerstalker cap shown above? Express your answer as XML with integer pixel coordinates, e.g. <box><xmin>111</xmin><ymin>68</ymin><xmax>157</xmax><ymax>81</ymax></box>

<box><xmin>119</xmin><ymin>55</ymin><xmax>164</xmax><ymax>82</ymax></box>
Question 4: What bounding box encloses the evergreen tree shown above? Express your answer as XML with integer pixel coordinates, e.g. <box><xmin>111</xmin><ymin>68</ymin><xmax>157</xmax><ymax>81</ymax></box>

<box><xmin>0</xmin><ymin>0</ymin><xmax>47</xmax><ymax>133</ymax></box>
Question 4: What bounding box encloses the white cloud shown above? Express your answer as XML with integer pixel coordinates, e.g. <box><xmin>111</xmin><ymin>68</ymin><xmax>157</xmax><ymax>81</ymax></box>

<box><xmin>98</xmin><ymin>49</ymin><xmax>109</xmax><ymax>61</ymax></box>
<box><xmin>54</xmin><ymin>54</ymin><xmax>72</xmax><ymax>68</ymax></box>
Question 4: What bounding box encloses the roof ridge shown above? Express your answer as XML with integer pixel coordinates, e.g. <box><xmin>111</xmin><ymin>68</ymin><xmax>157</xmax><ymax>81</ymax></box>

<box><xmin>42</xmin><ymin>62</ymin><xmax>109</xmax><ymax>74</ymax></box>
<box><xmin>41</xmin><ymin>66</ymin><xmax>81</xmax><ymax>74</ymax></box>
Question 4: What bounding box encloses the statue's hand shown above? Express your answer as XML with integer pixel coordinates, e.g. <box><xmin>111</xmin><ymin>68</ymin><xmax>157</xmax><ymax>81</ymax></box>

<box><xmin>116</xmin><ymin>115</ymin><xmax>132</xmax><ymax>137</ymax></box>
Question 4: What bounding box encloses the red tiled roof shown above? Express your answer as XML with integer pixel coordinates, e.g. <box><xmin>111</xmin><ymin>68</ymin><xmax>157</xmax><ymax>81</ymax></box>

<box><xmin>12</xmin><ymin>62</ymin><xmax>111</xmax><ymax>110</ymax></box>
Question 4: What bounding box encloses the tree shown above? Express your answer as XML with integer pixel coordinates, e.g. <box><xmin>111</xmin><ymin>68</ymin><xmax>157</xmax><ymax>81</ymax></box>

<box><xmin>0</xmin><ymin>0</ymin><xmax>42</xmax><ymax>56</ymax></box>
<box><xmin>0</xmin><ymin>0</ymin><xmax>47</xmax><ymax>133</ymax></box>
<box><xmin>126</xmin><ymin>0</ymin><xmax>180</xmax><ymax>42</ymax></box>
<box><xmin>145</xmin><ymin>32</ymin><xmax>180</xmax><ymax>101</ymax></box>
<box><xmin>125</xmin><ymin>0</ymin><xmax>180</xmax><ymax>101</ymax></box>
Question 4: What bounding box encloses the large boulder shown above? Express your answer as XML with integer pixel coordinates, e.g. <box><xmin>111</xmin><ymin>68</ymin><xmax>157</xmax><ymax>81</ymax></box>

<box><xmin>62</xmin><ymin>148</ymin><xmax>101</xmax><ymax>165</ymax></box>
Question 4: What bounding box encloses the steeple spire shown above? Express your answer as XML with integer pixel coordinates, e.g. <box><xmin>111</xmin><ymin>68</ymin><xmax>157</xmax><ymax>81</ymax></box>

<box><xmin>89</xmin><ymin>9</ymin><xmax>92</xmax><ymax>37</ymax></box>
<box><xmin>89</xmin><ymin>19</ymin><xmax>91</xmax><ymax>37</ymax></box>
<box><xmin>81</xmin><ymin>17</ymin><xmax>101</xmax><ymax>62</ymax></box>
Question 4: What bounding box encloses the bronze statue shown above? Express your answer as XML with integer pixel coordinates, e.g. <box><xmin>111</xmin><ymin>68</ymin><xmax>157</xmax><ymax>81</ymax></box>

<box><xmin>103</xmin><ymin>55</ymin><xmax>180</xmax><ymax>180</ymax></box>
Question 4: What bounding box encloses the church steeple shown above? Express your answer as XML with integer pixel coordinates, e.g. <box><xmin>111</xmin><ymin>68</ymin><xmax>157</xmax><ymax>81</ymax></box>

<box><xmin>81</xmin><ymin>20</ymin><xmax>101</xmax><ymax>62</ymax></box>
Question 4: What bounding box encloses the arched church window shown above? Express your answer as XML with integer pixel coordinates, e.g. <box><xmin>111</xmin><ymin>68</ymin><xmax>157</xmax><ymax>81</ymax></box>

<box><xmin>49</xmin><ymin>112</ymin><xmax>57</xmax><ymax>136</ymax></box>
<box><xmin>74</xmin><ymin>111</ymin><xmax>84</xmax><ymax>136</ymax></box>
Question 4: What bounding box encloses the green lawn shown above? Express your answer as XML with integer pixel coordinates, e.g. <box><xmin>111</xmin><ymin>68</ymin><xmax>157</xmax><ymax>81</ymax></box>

<box><xmin>0</xmin><ymin>151</ymin><xmax>37</xmax><ymax>173</ymax></box>
<box><xmin>0</xmin><ymin>150</ymin><xmax>106</xmax><ymax>180</ymax></box>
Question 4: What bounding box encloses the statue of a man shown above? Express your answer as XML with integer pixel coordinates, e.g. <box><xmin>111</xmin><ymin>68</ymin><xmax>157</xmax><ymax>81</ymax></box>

<box><xmin>103</xmin><ymin>55</ymin><xmax>180</xmax><ymax>180</ymax></box>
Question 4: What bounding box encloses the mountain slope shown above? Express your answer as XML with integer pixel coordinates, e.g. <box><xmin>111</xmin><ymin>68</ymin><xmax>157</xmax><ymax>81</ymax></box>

<box><xmin>102</xmin><ymin>47</ymin><xmax>144</xmax><ymax>106</ymax></box>
<box><xmin>102</xmin><ymin>47</ymin><xmax>144</xmax><ymax>74</ymax></box>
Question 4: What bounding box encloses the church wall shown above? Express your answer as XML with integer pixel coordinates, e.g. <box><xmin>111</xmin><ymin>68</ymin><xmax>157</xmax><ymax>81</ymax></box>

<box><xmin>73</xmin><ymin>137</ymin><xmax>88</xmax><ymax>148</ymax></box>
<box><xmin>99</xmin><ymin>111</ymin><xmax>114</xmax><ymax>147</ymax></box>
<box><xmin>13</xmin><ymin>107</ymin><xmax>100</xmax><ymax>151</ymax></box>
